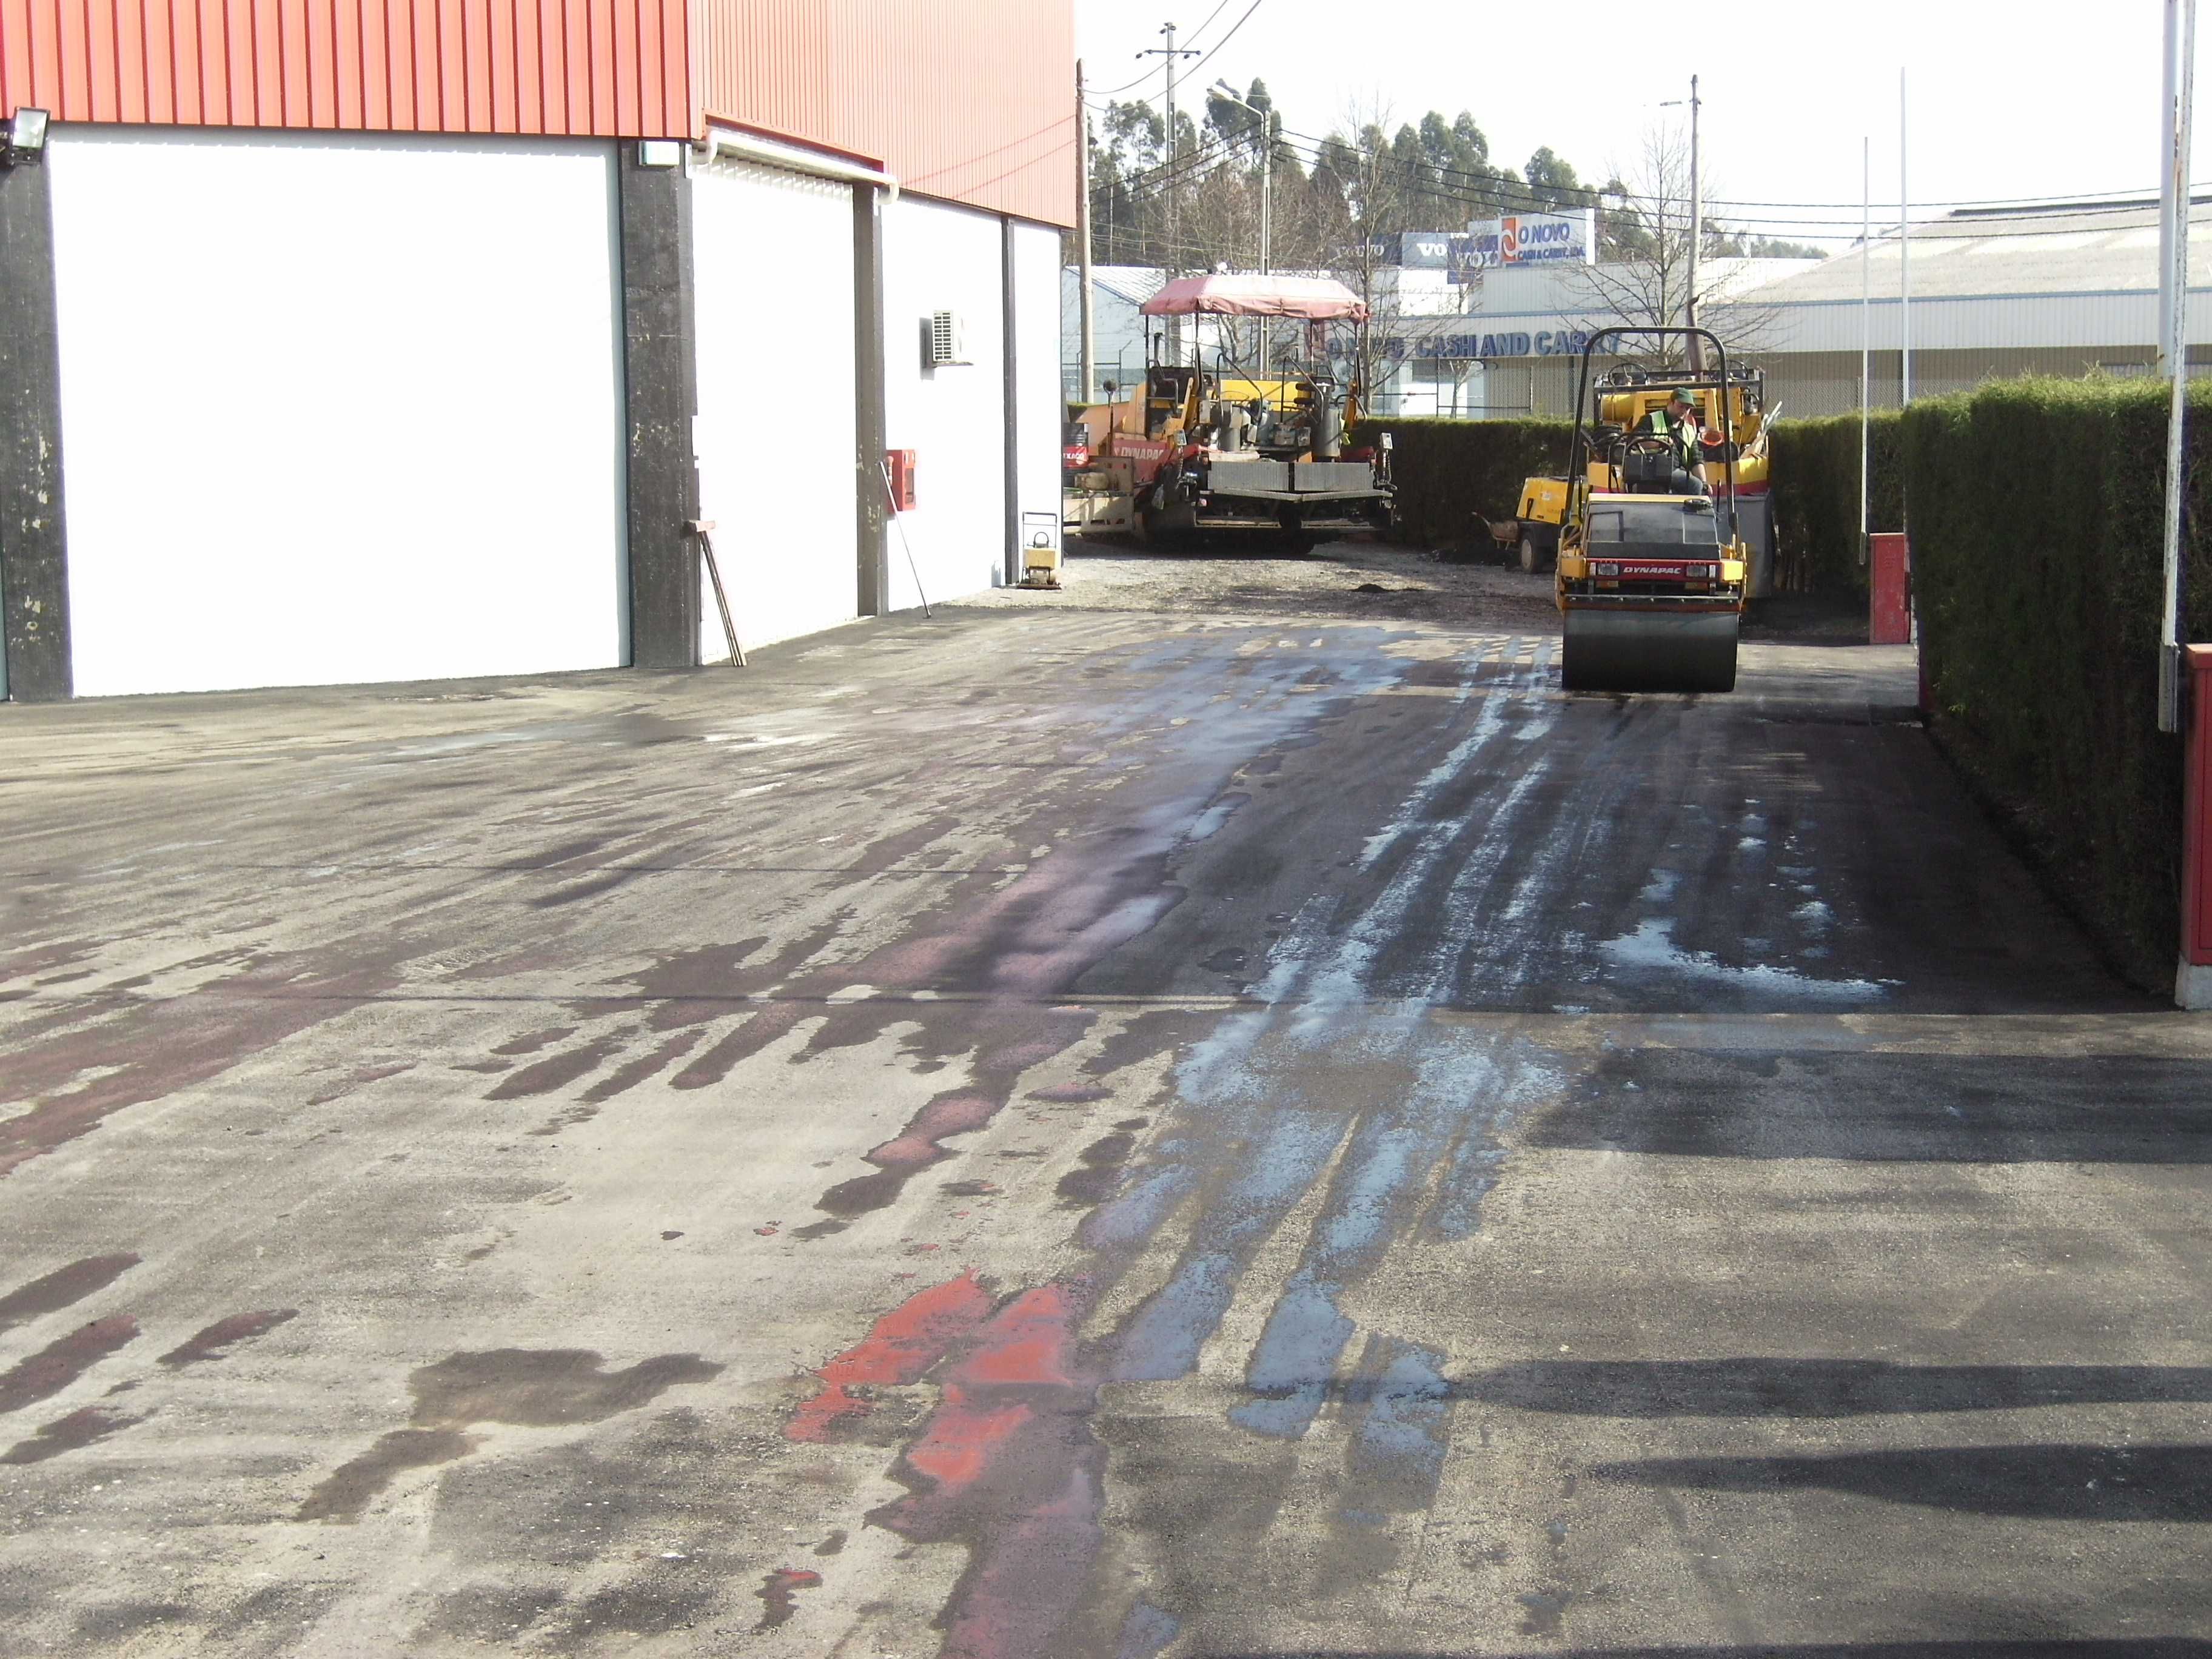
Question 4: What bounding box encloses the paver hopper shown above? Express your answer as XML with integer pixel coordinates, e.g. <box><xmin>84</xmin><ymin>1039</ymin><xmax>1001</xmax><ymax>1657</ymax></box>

<box><xmin>1064</xmin><ymin>275</ymin><xmax>1394</xmax><ymax>550</ymax></box>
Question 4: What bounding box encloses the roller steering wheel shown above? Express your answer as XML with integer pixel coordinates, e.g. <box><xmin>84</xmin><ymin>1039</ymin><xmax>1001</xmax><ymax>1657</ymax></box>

<box><xmin>1616</xmin><ymin>432</ymin><xmax>1681</xmax><ymax>469</ymax></box>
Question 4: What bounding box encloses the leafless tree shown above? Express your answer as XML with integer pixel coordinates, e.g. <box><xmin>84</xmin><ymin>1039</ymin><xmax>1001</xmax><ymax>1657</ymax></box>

<box><xmin>1310</xmin><ymin>101</ymin><xmax>1410</xmax><ymax>405</ymax></box>
<box><xmin>1570</xmin><ymin>119</ymin><xmax>1798</xmax><ymax>369</ymax></box>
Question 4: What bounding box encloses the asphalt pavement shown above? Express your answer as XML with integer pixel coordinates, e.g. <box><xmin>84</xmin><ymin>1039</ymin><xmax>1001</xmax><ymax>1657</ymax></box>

<box><xmin>2</xmin><ymin>579</ymin><xmax>2207</xmax><ymax>1658</ymax></box>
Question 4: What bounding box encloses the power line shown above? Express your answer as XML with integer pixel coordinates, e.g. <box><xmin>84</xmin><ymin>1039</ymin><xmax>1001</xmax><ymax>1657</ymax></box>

<box><xmin>1098</xmin><ymin>96</ymin><xmax>2200</xmax><ymax>227</ymax></box>
<box><xmin>1181</xmin><ymin>0</ymin><xmax>1267</xmax><ymax>85</ymax></box>
<box><xmin>1086</xmin><ymin>0</ymin><xmax>1241</xmax><ymax>99</ymax></box>
<box><xmin>1108</xmin><ymin>127</ymin><xmax>1866</xmax><ymax>239</ymax></box>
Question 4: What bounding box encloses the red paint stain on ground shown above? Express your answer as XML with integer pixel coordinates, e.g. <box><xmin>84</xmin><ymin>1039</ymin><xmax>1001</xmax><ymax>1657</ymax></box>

<box><xmin>0</xmin><ymin>1255</ymin><xmax>139</xmax><ymax>1334</ymax></box>
<box><xmin>903</xmin><ymin>1399</ymin><xmax>1031</xmax><ymax>1489</ymax></box>
<box><xmin>872</xmin><ymin>1093</ymin><xmax>997</xmax><ymax>1165</ymax></box>
<box><xmin>752</xmin><ymin>1568</ymin><xmax>823</xmax><ymax>1631</ymax></box>
<box><xmin>816</xmin><ymin>1016</ymin><xmax>1096</xmax><ymax>1219</ymax></box>
<box><xmin>157</xmin><ymin>1309</ymin><xmax>297</xmax><ymax>1369</ymax></box>
<box><xmin>786</xmin><ymin>1271</ymin><xmax>994</xmax><ymax>1443</ymax></box>
<box><xmin>870</xmin><ymin>1281</ymin><xmax>1105</xmax><ymax>1659</ymax></box>
<box><xmin>0</xmin><ymin>947</ymin><xmax>403</xmax><ymax>1180</ymax></box>
<box><xmin>1</xmin><ymin>1404</ymin><xmax>144</xmax><ymax>1464</ymax></box>
<box><xmin>0</xmin><ymin>1316</ymin><xmax>139</xmax><ymax>1413</ymax></box>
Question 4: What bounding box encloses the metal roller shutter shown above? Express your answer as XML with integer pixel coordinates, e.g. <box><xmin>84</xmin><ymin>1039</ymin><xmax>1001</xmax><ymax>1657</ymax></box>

<box><xmin>691</xmin><ymin>158</ymin><xmax>860</xmax><ymax>654</ymax></box>
<box><xmin>47</xmin><ymin>127</ymin><xmax>627</xmax><ymax>697</ymax></box>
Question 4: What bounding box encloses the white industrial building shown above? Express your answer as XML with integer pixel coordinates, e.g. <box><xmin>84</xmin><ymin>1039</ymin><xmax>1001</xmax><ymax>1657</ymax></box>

<box><xmin>1062</xmin><ymin>197</ymin><xmax>2212</xmax><ymax>424</ymax></box>
<box><xmin>1744</xmin><ymin>198</ymin><xmax>2212</xmax><ymax>414</ymax></box>
<box><xmin>1364</xmin><ymin>255</ymin><xmax>1815</xmax><ymax>417</ymax></box>
<box><xmin>0</xmin><ymin>1</ymin><xmax>1076</xmax><ymax>704</ymax></box>
<box><xmin>1061</xmin><ymin>264</ymin><xmax>1232</xmax><ymax>403</ymax></box>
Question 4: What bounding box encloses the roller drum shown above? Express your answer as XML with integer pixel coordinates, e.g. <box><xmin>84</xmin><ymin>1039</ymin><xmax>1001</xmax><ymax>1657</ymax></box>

<box><xmin>1561</xmin><ymin>607</ymin><xmax>1739</xmax><ymax>693</ymax></box>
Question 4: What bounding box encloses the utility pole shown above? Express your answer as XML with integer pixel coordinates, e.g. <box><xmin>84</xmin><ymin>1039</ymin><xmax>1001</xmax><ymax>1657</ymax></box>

<box><xmin>1664</xmin><ymin>76</ymin><xmax>1702</xmax><ymax>368</ymax></box>
<box><xmin>1900</xmin><ymin>68</ymin><xmax>1912</xmax><ymax>407</ymax></box>
<box><xmin>1211</xmin><ymin>81</ymin><xmax>1270</xmax><ymax>273</ymax></box>
<box><xmin>2160</xmin><ymin>0</ymin><xmax>2199</xmax><ymax>734</ymax></box>
<box><xmin>1687</xmin><ymin>74</ymin><xmax>1700</xmax><ymax>340</ymax></box>
<box><xmin>2162</xmin><ymin>0</ymin><xmax>2180</xmax><ymax>375</ymax></box>
<box><xmin>1138</xmin><ymin>22</ymin><xmax>1198</xmax><ymax>355</ymax></box>
<box><xmin>1076</xmin><ymin>59</ymin><xmax>1096</xmax><ymax>403</ymax></box>
<box><xmin>1860</xmin><ymin>135</ymin><xmax>1872</xmax><ymax>565</ymax></box>
<box><xmin>1137</xmin><ymin>23</ymin><xmax>1199</xmax><ymax>274</ymax></box>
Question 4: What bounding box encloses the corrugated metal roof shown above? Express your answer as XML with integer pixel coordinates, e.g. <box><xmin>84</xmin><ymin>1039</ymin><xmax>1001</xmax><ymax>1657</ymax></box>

<box><xmin>0</xmin><ymin>0</ymin><xmax>693</xmax><ymax>138</ymax></box>
<box><xmin>1750</xmin><ymin>201</ymin><xmax>2212</xmax><ymax>304</ymax></box>
<box><xmin>697</xmin><ymin>0</ymin><xmax>1074</xmax><ymax>226</ymax></box>
<box><xmin>1087</xmin><ymin>264</ymin><xmax>1169</xmax><ymax>308</ymax></box>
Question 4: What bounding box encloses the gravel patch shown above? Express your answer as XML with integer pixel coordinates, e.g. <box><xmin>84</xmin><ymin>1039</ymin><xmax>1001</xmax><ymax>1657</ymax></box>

<box><xmin>959</xmin><ymin>534</ymin><xmax>1870</xmax><ymax>645</ymax></box>
<box><xmin>957</xmin><ymin>534</ymin><xmax>1561</xmax><ymax>630</ymax></box>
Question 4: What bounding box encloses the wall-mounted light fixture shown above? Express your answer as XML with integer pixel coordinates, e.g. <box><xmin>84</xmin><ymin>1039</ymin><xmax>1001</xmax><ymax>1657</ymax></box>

<box><xmin>4</xmin><ymin>107</ymin><xmax>50</xmax><ymax>167</ymax></box>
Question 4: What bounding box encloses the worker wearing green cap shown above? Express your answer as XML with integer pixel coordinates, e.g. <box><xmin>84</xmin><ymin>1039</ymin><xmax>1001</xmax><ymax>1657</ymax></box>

<box><xmin>1636</xmin><ymin>389</ymin><xmax>1706</xmax><ymax>489</ymax></box>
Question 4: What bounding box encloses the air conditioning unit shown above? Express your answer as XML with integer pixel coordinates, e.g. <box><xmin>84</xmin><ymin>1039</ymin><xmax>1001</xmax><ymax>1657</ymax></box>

<box><xmin>923</xmin><ymin>309</ymin><xmax>969</xmax><ymax>367</ymax></box>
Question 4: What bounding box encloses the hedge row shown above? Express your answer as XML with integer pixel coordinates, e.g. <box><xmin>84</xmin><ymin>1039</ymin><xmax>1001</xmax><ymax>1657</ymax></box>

<box><xmin>1768</xmin><ymin>412</ymin><xmax>1905</xmax><ymax>595</ymax></box>
<box><xmin>1903</xmin><ymin>377</ymin><xmax>2212</xmax><ymax>991</ymax></box>
<box><xmin>1351</xmin><ymin>416</ymin><xmax>1572</xmax><ymax>549</ymax></box>
<box><xmin>1361</xmin><ymin>410</ymin><xmax>1908</xmax><ymax>595</ymax></box>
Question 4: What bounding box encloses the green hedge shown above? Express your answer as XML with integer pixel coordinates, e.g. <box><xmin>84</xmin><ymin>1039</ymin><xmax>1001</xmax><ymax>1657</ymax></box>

<box><xmin>1768</xmin><ymin>412</ymin><xmax>1905</xmax><ymax>595</ymax></box>
<box><xmin>1903</xmin><ymin>377</ymin><xmax>2212</xmax><ymax>991</ymax></box>
<box><xmin>1362</xmin><ymin>410</ymin><xmax>1903</xmax><ymax>595</ymax></box>
<box><xmin>1352</xmin><ymin>416</ymin><xmax>1573</xmax><ymax>548</ymax></box>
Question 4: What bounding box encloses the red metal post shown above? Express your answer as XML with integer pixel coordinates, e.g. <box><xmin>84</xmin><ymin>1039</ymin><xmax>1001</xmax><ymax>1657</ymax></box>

<box><xmin>1869</xmin><ymin>531</ymin><xmax>1912</xmax><ymax>646</ymax></box>
<box><xmin>2184</xmin><ymin>646</ymin><xmax>2212</xmax><ymax>976</ymax></box>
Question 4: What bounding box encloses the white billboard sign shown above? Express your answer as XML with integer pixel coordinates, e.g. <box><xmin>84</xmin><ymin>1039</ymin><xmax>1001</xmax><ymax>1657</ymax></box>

<box><xmin>1457</xmin><ymin>210</ymin><xmax>1596</xmax><ymax>274</ymax></box>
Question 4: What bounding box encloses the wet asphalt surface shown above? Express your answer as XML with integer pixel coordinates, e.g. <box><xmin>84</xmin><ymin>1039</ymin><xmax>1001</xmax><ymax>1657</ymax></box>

<box><xmin>2</xmin><ymin>555</ymin><xmax>2208</xmax><ymax>1658</ymax></box>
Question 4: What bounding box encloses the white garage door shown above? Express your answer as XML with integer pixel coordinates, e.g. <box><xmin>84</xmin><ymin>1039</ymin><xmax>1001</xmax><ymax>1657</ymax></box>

<box><xmin>47</xmin><ymin>127</ymin><xmax>627</xmax><ymax>697</ymax></box>
<box><xmin>691</xmin><ymin>157</ymin><xmax>859</xmax><ymax>654</ymax></box>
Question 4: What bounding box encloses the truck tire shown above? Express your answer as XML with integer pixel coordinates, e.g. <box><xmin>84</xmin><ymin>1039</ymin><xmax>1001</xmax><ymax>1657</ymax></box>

<box><xmin>1519</xmin><ymin>533</ymin><xmax>1553</xmax><ymax>575</ymax></box>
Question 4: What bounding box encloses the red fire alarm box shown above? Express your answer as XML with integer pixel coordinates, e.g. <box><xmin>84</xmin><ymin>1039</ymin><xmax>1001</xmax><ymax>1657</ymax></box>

<box><xmin>1869</xmin><ymin>532</ymin><xmax>1912</xmax><ymax>646</ymax></box>
<box><xmin>884</xmin><ymin>449</ymin><xmax>917</xmax><ymax>512</ymax></box>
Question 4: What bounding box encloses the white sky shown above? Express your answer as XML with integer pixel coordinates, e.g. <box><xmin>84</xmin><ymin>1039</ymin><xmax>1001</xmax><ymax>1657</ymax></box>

<box><xmin>1076</xmin><ymin>0</ymin><xmax>2212</xmax><ymax>244</ymax></box>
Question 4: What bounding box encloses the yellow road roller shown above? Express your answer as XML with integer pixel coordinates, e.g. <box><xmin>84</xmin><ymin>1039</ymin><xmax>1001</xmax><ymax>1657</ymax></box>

<box><xmin>1553</xmin><ymin>326</ymin><xmax>1749</xmax><ymax>693</ymax></box>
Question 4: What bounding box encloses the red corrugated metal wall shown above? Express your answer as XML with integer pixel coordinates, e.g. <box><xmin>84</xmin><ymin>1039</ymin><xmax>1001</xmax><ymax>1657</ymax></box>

<box><xmin>698</xmin><ymin>0</ymin><xmax>1074</xmax><ymax>227</ymax></box>
<box><xmin>0</xmin><ymin>0</ymin><xmax>692</xmax><ymax>136</ymax></box>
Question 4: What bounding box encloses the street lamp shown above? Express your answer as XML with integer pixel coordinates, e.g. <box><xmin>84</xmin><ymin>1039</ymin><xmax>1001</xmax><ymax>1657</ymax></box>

<box><xmin>2</xmin><ymin>107</ymin><xmax>49</xmax><ymax>168</ymax></box>
<box><xmin>1210</xmin><ymin>81</ymin><xmax>1270</xmax><ymax>275</ymax></box>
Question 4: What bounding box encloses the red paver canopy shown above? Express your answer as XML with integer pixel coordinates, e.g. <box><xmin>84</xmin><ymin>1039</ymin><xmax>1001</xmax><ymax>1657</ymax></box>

<box><xmin>1138</xmin><ymin>275</ymin><xmax>1369</xmax><ymax>321</ymax></box>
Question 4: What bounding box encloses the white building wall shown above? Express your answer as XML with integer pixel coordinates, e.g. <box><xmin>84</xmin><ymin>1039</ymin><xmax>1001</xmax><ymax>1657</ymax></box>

<box><xmin>46</xmin><ymin>127</ymin><xmax>626</xmax><ymax>697</ymax></box>
<box><xmin>1013</xmin><ymin>223</ymin><xmax>1063</xmax><ymax>573</ymax></box>
<box><xmin>882</xmin><ymin>196</ymin><xmax>1007</xmax><ymax>611</ymax></box>
<box><xmin>1757</xmin><ymin>289</ymin><xmax>2212</xmax><ymax>354</ymax></box>
<box><xmin>691</xmin><ymin>158</ymin><xmax>859</xmax><ymax>655</ymax></box>
<box><xmin>1061</xmin><ymin>266</ymin><xmax>1228</xmax><ymax>403</ymax></box>
<box><xmin>1062</xmin><ymin>267</ymin><xmax>1151</xmax><ymax>402</ymax></box>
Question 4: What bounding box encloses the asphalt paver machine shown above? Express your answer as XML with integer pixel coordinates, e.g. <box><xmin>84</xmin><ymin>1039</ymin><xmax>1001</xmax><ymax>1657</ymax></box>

<box><xmin>1064</xmin><ymin>275</ymin><xmax>1395</xmax><ymax>551</ymax></box>
<box><xmin>1552</xmin><ymin>327</ymin><xmax>1752</xmax><ymax>693</ymax></box>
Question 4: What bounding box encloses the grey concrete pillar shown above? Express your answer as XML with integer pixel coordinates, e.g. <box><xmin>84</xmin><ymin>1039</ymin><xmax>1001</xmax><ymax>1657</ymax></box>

<box><xmin>618</xmin><ymin>144</ymin><xmax>700</xmax><ymax>669</ymax></box>
<box><xmin>0</xmin><ymin>153</ymin><xmax>72</xmax><ymax>702</ymax></box>
<box><xmin>1000</xmin><ymin>217</ymin><xmax>1020</xmax><ymax>588</ymax></box>
<box><xmin>854</xmin><ymin>184</ymin><xmax>888</xmax><ymax>617</ymax></box>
